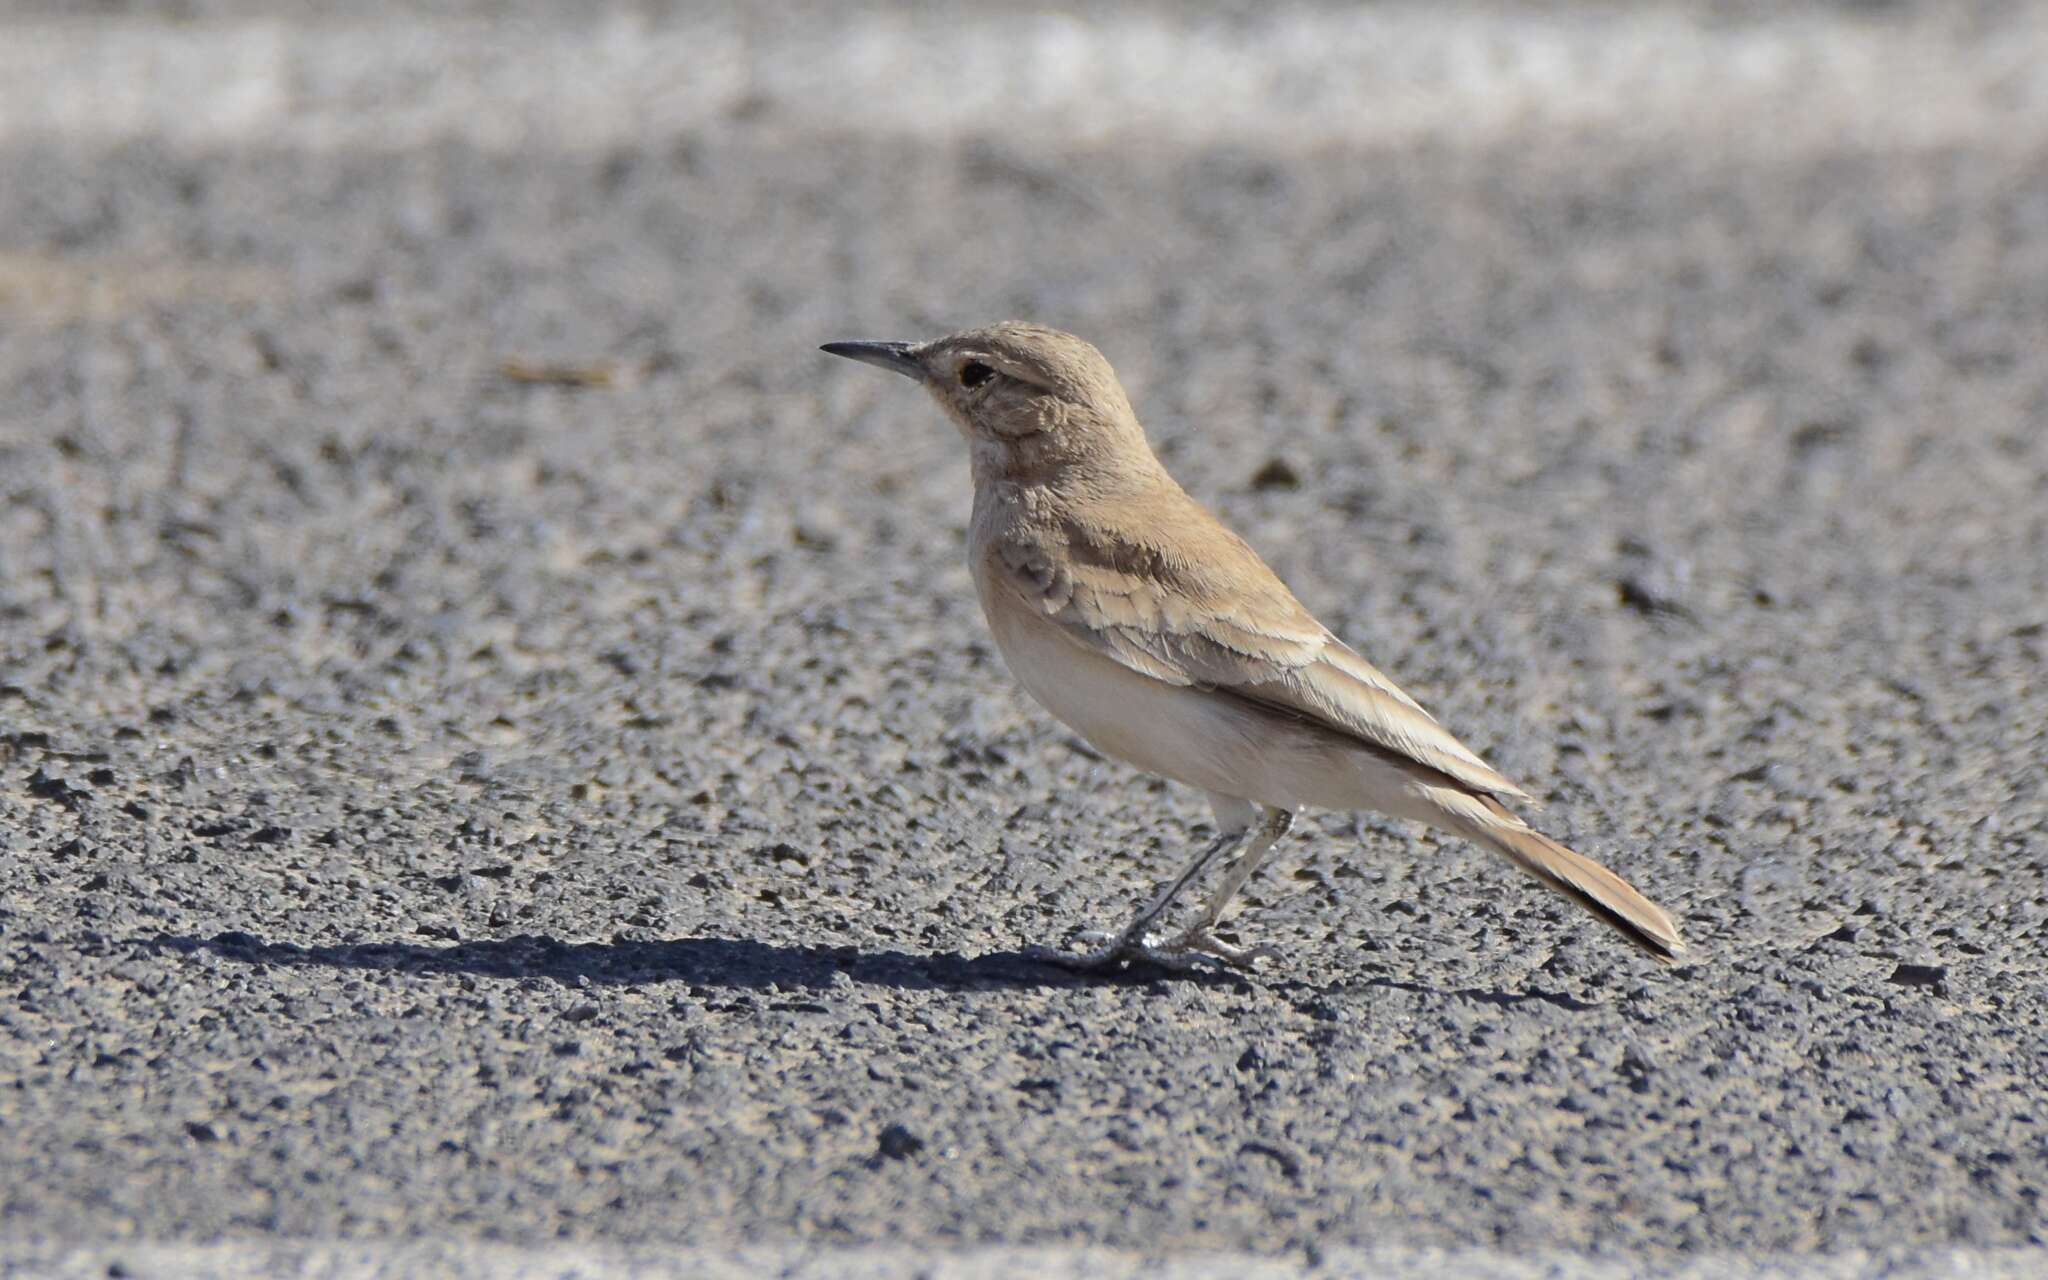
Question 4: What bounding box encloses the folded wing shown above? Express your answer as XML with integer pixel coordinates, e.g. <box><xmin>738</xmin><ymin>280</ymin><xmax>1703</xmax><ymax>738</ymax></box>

<box><xmin>989</xmin><ymin>499</ymin><xmax>1530</xmax><ymax>802</ymax></box>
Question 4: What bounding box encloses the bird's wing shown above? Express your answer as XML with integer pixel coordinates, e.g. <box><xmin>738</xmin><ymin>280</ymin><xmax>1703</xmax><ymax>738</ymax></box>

<box><xmin>988</xmin><ymin>503</ymin><xmax>1530</xmax><ymax>801</ymax></box>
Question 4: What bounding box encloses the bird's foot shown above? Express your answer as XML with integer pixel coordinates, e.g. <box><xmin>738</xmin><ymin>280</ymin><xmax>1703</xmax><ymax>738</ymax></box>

<box><xmin>1159</xmin><ymin>927</ymin><xmax>1279</xmax><ymax>970</ymax></box>
<box><xmin>1023</xmin><ymin>928</ymin><xmax>1229</xmax><ymax>975</ymax></box>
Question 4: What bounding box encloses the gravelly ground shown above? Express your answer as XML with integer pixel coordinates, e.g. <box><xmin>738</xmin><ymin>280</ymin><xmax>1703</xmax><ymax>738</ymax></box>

<box><xmin>1</xmin><ymin>3</ymin><xmax>2045</xmax><ymax>1277</ymax></box>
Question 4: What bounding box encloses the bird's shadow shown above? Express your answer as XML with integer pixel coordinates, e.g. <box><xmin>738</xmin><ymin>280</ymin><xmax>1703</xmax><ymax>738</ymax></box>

<box><xmin>138</xmin><ymin>930</ymin><xmax>1250</xmax><ymax>993</ymax></box>
<box><xmin>138</xmin><ymin>934</ymin><xmax>1611</xmax><ymax>1010</ymax></box>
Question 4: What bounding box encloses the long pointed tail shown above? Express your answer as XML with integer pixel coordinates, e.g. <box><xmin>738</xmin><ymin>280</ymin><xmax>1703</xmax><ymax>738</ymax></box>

<box><xmin>1465</xmin><ymin>796</ymin><xmax>1687</xmax><ymax>964</ymax></box>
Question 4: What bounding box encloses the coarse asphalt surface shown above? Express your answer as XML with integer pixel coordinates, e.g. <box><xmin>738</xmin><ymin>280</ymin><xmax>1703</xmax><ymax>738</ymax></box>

<box><xmin>1</xmin><ymin>4</ymin><xmax>2045</xmax><ymax>1277</ymax></box>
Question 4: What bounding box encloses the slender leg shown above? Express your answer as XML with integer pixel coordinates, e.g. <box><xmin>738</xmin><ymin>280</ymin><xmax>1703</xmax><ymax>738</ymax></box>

<box><xmin>1026</xmin><ymin>811</ymin><xmax>1253</xmax><ymax>973</ymax></box>
<box><xmin>1163</xmin><ymin>806</ymin><xmax>1295</xmax><ymax>965</ymax></box>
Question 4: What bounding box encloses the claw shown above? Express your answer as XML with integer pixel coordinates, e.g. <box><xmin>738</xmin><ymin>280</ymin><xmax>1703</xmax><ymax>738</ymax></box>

<box><xmin>1160</xmin><ymin>927</ymin><xmax>1279</xmax><ymax>969</ymax></box>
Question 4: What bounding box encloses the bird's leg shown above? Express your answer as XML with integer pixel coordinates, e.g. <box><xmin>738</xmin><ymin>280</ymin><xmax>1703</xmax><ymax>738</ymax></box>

<box><xmin>1162</xmin><ymin>806</ymin><xmax>1295</xmax><ymax>966</ymax></box>
<box><xmin>1026</xmin><ymin>823</ymin><xmax>1250</xmax><ymax>973</ymax></box>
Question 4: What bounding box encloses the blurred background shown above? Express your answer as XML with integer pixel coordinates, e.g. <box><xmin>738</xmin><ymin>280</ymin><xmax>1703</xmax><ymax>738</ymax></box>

<box><xmin>2</xmin><ymin>2</ymin><xmax>2045</xmax><ymax>1275</ymax></box>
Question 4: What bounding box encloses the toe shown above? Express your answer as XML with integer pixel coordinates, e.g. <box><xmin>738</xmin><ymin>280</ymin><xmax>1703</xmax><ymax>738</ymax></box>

<box><xmin>1165</xmin><ymin>929</ymin><xmax>1278</xmax><ymax>969</ymax></box>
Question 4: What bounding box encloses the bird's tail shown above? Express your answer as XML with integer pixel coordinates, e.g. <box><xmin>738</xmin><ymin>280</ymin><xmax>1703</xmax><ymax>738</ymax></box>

<box><xmin>1462</xmin><ymin>796</ymin><xmax>1687</xmax><ymax>964</ymax></box>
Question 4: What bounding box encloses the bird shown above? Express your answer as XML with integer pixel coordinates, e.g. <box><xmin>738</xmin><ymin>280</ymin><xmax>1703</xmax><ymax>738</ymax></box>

<box><xmin>821</xmin><ymin>322</ymin><xmax>1686</xmax><ymax>972</ymax></box>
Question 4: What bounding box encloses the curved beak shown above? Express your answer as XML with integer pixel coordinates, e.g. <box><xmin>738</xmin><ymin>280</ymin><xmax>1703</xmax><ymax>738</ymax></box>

<box><xmin>820</xmin><ymin>340</ymin><xmax>926</xmax><ymax>382</ymax></box>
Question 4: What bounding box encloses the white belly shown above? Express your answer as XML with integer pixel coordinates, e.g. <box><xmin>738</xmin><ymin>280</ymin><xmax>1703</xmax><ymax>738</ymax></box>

<box><xmin>979</xmin><ymin>589</ymin><xmax>1428</xmax><ymax>818</ymax></box>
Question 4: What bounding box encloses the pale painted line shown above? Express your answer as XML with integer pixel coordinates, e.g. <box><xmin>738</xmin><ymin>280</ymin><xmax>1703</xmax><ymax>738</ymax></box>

<box><xmin>7</xmin><ymin>1241</ymin><xmax>2048</xmax><ymax>1280</ymax></box>
<box><xmin>0</xmin><ymin>5</ymin><xmax>2043</xmax><ymax>152</ymax></box>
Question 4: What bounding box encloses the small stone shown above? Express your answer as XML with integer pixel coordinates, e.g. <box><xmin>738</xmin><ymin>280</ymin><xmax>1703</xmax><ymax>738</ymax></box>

<box><xmin>1886</xmin><ymin>962</ymin><xmax>1948</xmax><ymax>994</ymax></box>
<box><xmin>1250</xmin><ymin>457</ymin><xmax>1301</xmax><ymax>491</ymax></box>
<box><xmin>875</xmin><ymin>1123</ymin><xmax>925</xmax><ymax>1161</ymax></box>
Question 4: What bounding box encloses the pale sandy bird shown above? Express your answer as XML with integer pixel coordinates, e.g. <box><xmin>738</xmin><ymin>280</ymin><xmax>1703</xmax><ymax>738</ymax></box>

<box><xmin>822</xmin><ymin>323</ymin><xmax>1686</xmax><ymax>971</ymax></box>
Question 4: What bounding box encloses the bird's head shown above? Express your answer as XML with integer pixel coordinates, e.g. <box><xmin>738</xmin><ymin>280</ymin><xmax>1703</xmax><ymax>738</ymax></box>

<box><xmin>822</xmin><ymin>322</ymin><xmax>1155</xmax><ymax>486</ymax></box>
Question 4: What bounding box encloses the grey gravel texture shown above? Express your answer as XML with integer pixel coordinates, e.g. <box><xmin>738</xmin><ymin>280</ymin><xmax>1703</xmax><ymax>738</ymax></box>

<box><xmin>1</xmin><ymin>3</ymin><xmax>2046</xmax><ymax>1277</ymax></box>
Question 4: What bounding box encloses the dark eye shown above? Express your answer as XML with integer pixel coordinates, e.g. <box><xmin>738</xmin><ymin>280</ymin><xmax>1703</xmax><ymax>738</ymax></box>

<box><xmin>959</xmin><ymin>361</ymin><xmax>995</xmax><ymax>389</ymax></box>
